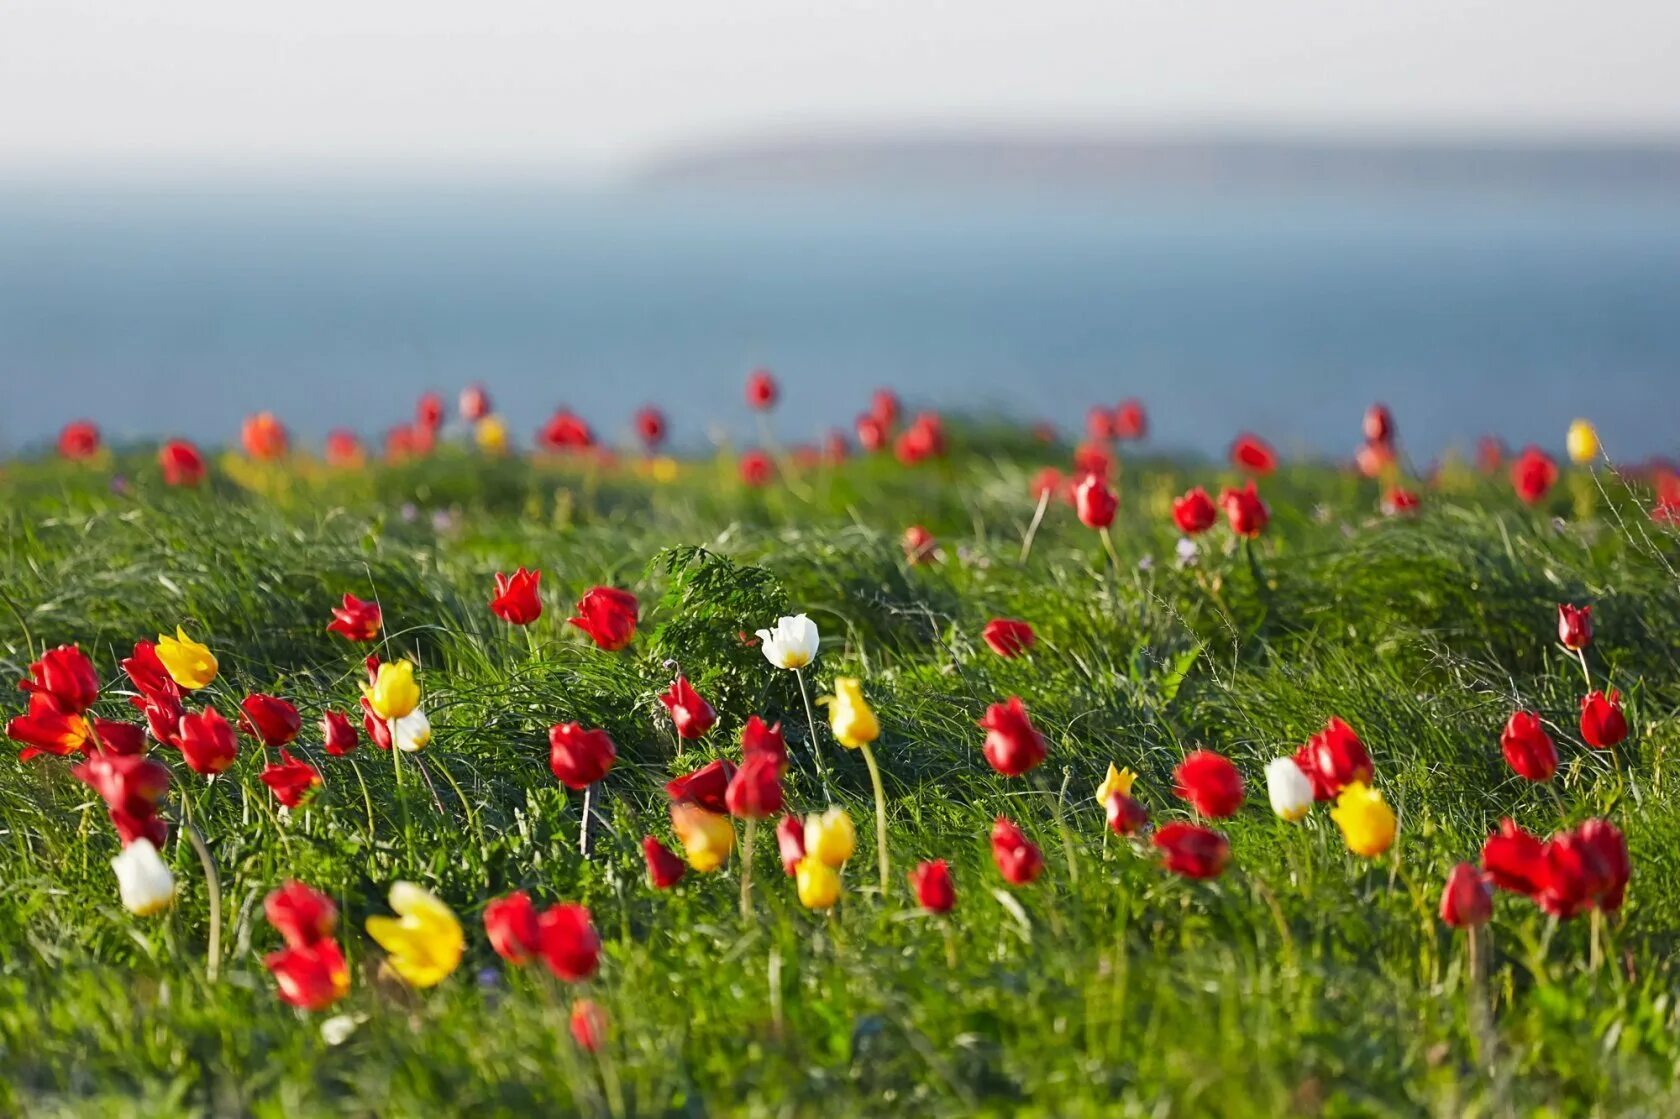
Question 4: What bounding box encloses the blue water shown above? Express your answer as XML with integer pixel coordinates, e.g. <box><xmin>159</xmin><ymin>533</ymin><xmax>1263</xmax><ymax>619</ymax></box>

<box><xmin>1</xmin><ymin>181</ymin><xmax>1677</xmax><ymax>459</ymax></box>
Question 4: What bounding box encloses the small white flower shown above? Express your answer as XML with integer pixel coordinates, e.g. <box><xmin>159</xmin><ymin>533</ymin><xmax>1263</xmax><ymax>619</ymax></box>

<box><xmin>112</xmin><ymin>839</ymin><xmax>176</xmax><ymax>916</ymax></box>
<box><xmin>1265</xmin><ymin>757</ymin><xmax>1315</xmax><ymax>822</ymax></box>
<box><xmin>755</xmin><ymin>614</ymin><xmax>820</xmax><ymax>670</ymax></box>
<box><xmin>391</xmin><ymin>707</ymin><xmax>432</xmax><ymax>753</ymax></box>
<box><xmin>320</xmin><ymin>1014</ymin><xmax>360</xmax><ymax>1046</ymax></box>
<box><xmin>1175</xmin><ymin>537</ymin><xmax>1200</xmax><ymax>567</ymax></box>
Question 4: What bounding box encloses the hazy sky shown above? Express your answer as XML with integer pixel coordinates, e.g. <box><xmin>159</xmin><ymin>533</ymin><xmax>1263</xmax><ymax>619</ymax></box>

<box><xmin>5</xmin><ymin>1</ymin><xmax>1679</xmax><ymax>172</ymax></box>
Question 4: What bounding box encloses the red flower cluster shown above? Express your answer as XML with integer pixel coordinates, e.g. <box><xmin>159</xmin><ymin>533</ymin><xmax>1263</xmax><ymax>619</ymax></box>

<box><xmin>263</xmin><ymin>881</ymin><xmax>349</xmax><ymax>1011</ymax></box>
<box><xmin>73</xmin><ymin>750</ymin><xmax>171</xmax><ymax>847</ymax></box>
<box><xmin>484</xmin><ymin>892</ymin><xmax>603</xmax><ymax>982</ymax></box>
<box><xmin>1292</xmin><ymin>716</ymin><xmax>1373</xmax><ymax>802</ymax></box>
<box><xmin>1481</xmin><ymin>817</ymin><xmax>1629</xmax><ymax>918</ymax></box>
<box><xmin>8</xmin><ymin>645</ymin><xmax>99</xmax><ymax>760</ymax></box>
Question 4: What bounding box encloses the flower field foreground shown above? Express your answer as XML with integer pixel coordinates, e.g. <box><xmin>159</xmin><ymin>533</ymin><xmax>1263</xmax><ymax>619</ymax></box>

<box><xmin>4</xmin><ymin>397</ymin><xmax>1680</xmax><ymax>1116</ymax></box>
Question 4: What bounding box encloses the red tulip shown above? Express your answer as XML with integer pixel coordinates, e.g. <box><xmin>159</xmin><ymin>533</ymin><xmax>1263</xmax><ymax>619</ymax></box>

<box><xmin>658</xmin><ymin>676</ymin><xmax>716</xmax><ymax>740</ymax></box>
<box><xmin>548</xmin><ymin>723</ymin><xmax>616</xmax><ymax>789</ymax></box>
<box><xmin>90</xmin><ymin>719</ymin><xmax>147</xmax><ymax>756</ymax></box>
<box><xmin>1229</xmin><ymin>433</ymin><xmax>1278</xmax><ymax>475</ymax></box>
<box><xmin>725</xmin><ymin>753</ymin><xmax>783</xmax><ymax>818</ymax></box>
<box><xmin>72</xmin><ymin>751</ymin><xmax>170</xmax><ymax>846</ymax></box>
<box><xmin>903</xmin><ymin>525</ymin><xmax>937</xmax><ymax>564</ymax></box>
<box><xmin>1477</xmin><ymin>436</ymin><xmax>1506</xmax><ymax>474</ymax></box>
<box><xmin>1114</xmin><ymin>399</ymin><xmax>1147</xmax><ymax>441</ymax></box>
<box><xmin>1382</xmin><ymin>488</ymin><xmax>1421</xmax><ymax>516</ymax></box>
<box><xmin>776</xmin><ymin>814</ymin><xmax>806</xmax><ymax>875</ymax></box>
<box><xmin>1105</xmin><ymin>792</ymin><xmax>1148</xmax><ymax>837</ymax></box>
<box><xmin>264</xmin><ymin>939</ymin><xmax>349</xmax><ymax>1011</ymax></box>
<box><xmin>134</xmin><ymin>691</ymin><xmax>184</xmax><ymax>749</ymax></box>
<box><xmin>1074</xmin><ymin>474</ymin><xmax>1118</xmax><ymax>529</ymax></box>
<box><xmin>1086</xmin><ymin>406</ymin><xmax>1116</xmax><ymax>441</ymax></box>
<box><xmin>909</xmin><ymin>859</ymin><xmax>955</xmax><ymax>914</ymax></box>
<box><xmin>241</xmin><ymin>412</ymin><xmax>290</xmax><ymax>460</ymax></box>
<box><xmin>159</xmin><ymin>439</ymin><xmax>206</xmax><ymax>486</ymax></box>
<box><xmin>22</xmin><ymin>644</ymin><xmax>100</xmax><ymax>713</ymax></box>
<box><xmin>1536</xmin><ymin>829</ymin><xmax>1604</xmax><ymax>918</ymax></box>
<box><xmin>870</xmin><ymin>388</ymin><xmax>901</xmax><ymax>427</ymax></box>
<box><xmin>740</xmin><ymin>450</ymin><xmax>774</xmax><ymax>487</ymax></box>
<box><xmin>642</xmin><ymin>836</ymin><xmax>686</xmax><ymax>889</ymax></box>
<box><xmin>537</xmin><ymin>903</ymin><xmax>601</xmax><ymax>982</ymax></box>
<box><xmin>856</xmin><ymin>413</ymin><xmax>890</xmax><ymax>452</ymax></box>
<box><xmin>665</xmin><ymin>758</ymin><xmax>736</xmax><ymax>813</ymax></box>
<box><xmin>745</xmin><ymin>368</ymin><xmax>778</xmax><ymax>410</ymax></box>
<box><xmin>981</xmin><ymin>618</ymin><xmax>1036</xmax><ymax>658</ymax></box>
<box><xmin>261</xmin><ymin>749</ymin><xmax>321</xmax><ymax>808</ymax></box>
<box><xmin>58</xmin><ymin>421</ymin><xmax>101</xmax><ymax>460</ymax></box>
<box><xmin>1500</xmin><ymin>710</ymin><xmax>1557</xmax><ymax>782</ymax></box>
<box><xmin>326</xmin><ymin>593</ymin><xmax>382</xmax><ymax>642</ymax></box>
<box><xmin>416</xmin><ymin>392</ymin><xmax>445</xmax><ymax>430</ymax></box>
<box><xmin>360</xmin><ymin>697</ymin><xmax>393</xmax><ymax>751</ymax></box>
<box><xmin>1356</xmin><ymin>440</ymin><xmax>1396</xmax><ymax>479</ymax></box>
<box><xmin>990</xmin><ymin>817</ymin><xmax>1044</xmax><ymax>885</ymax></box>
<box><xmin>1295</xmin><ymin>716</ymin><xmax>1372</xmax><ymax>800</ymax></box>
<box><xmin>240</xmin><ymin>693</ymin><xmax>302</xmax><ymax>747</ymax></box>
<box><xmin>324</xmin><ymin>429</ymin><xmax>365</xmax><ymax>468</ymax></box>
<box><xmin>1480</xmin><ymin>818</ymin><xmax>1547</xmax><ymax>895</ymax></box>
<box><xmin>459</xmin><ymin>382</ymin><xmax>491</xmax><ymax>421</ymax></box>
<box><xmin>484</xmin><ymin>890</ymin><xmax>543</xmax><ymax>964</ymax></box>
<box><xmin>1576</xmin><ymin>818</ymin><xmax>1630</xmax><ymax>912</ymax></box>
<box><xmin>1580</xmin><ymin>690</ymin><xmax>1628</xmax><ymax>749</ymax></box>
<box><xmin>633</xmin><ymin>406</ymin><xmax>666</xmax><ymax>450</ymax></box>
<box><xmin>1511</xmin><ymin>446</ymin><xmax>1558</xmax><ymax>505</ymax></box>
<box><xmin>1363</xmin><ymin>404</ymin><xmax>1394</xmax><ymax>444</ymax></box>
<box><xmin>570</xmin><ymin>999</ymin><xmax>609</xmax><ymax>1052</ymax></box>
<box><xmin>490</xmin><ymin>567</ymin><xmax>543</xmax><ymax>625</ymax></box>
<box><xmin>7</xmin><ymin>692</ymin><xmax>91</xmax><ymax>761</ymax></box>
<box><xmin>537</xmin><ymin>408</ymin><xmax>596</xmax><ymax>452</ymax></box>
<box><xmin>1172</xmin><ymin>487</ymin><xmax>1217</xmax><ymax>535</ymax></box>
<box><xmin>1152</xmin><ymin>821</ymin><xmax>1230</xmax><ymax>879</ymax></box>
<box><xmin>266</xmin><ymin>880</ymin><xmax>338</xmax><ymax>948</ymax></box>
<box><xmin>895</xmin><ymin>413</ymin><xmax>946</xmax><ymax>465</ymax></box>
<box><xmin>1219</xmin><ymin>481</ymin><xmax>1270</xmax><ymax>537</ymax></box>
<box><xmin>740</xmin><ymin>715</ymin><xmax>787</xmax><ymax>766</ymax></box>
<box><xmin>1173</xmin><ymin>749</ymin><xmax>1245</xmax><ymax>819</ymax></box>
<box><xmin>1027</xmin><ymin>469</ymin><xmax>1062</xmax><ymax>505</ymax></box>
<box><xmin>568</xmin><ymin>587</ymin><xmax>638</xmax><ymax>651</ymax></box>
<box><xmin>1557</xmin><ymin>604</ymin><xmax>1592</xmax><ymax>651</ymax></box>
<box><xmin>1438</xmin><ymin>862</ymin><xmax>1492</xmax><ymax>929</ymax></box>
<box><xmin>1073</xmin><ymin>443</ymin><xmax>1112</xmax><ymax>481</ymax></box>
<box><xmin>121</xmin><ymin>641</ymin><xmax>180</xmax><ymax>703</ymax></box>
<box><xmin>978</xmin><ymin>696</ymin><xmax>1046</xmax><ymax>777</ymax></box>
<box><xmin>322</xmin><ymin>709</ymin><xmax>359</xmax><ymax>756</ymax></box>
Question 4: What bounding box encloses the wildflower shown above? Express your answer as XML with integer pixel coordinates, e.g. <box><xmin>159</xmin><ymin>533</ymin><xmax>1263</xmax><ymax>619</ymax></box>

<box><xmin>241</xmin><ymin>412</ymin><xmax>290</xmax><ymax>460</ymax></box>
<box><xmin>1074</xmin><ymin>474</ymin><xmax>1118</xmax><ymax>529</ymax></box>
<box><xmin>1095</xmin><ymin>763</ymin><xmax>1136</xmax><ymax>805</ymax></box>
<box><xmin>1114</xmin><ymin>398</ymin><xmax>1147</xmax><ymax>440</ymax></box>
<box><xmin>1382</xmin><ymin>488</ymin><xmax>1421</xmax><ymax>516</ymax></box>
<box><xmin>322</xmin><ymin>710</ymin><xmax>359</xmax><ymax>756</ymax></box>
<box><xmin>570</xmin><ymin>999</ymin><xmax>609</xmax><ymax>1051</ymax></box>
<box><xmin>1511</xmin><ymin>446</ymin><xmax>1558</xmax><ymax>505</ymax></box>
<box><xmin>740</xmin><ymin>716</ymin><xmax>788</xmax><ymax>767</ymax></box>
<box><xmin>548</xmin><ymin>723</ymin><xmax>616</xmax><ymax>789</ymax></box>
<box><xmin>1264</xmin><ymin>756</ymin><xmax>1315</xmax><ymax>822</ymax></box>
<box><xmin>978</xmin><ymin>696</ymin><xmax>1045</xmax><ymax>777</ymax></box>
<box><xmin>111</xmin><ymin>838</ymin><xmax>176</xmax><ymax>916</ymax></box>
<box><xmin>1087</xmin><ymin>405</ymin><xmax>1116</xmax><ymax>441</ymax></box>
<box><xmin>1329</xmin><ymin>781</ymin><xmax>1397</xmax><ymax>857</ymax></box>
<box><xmin>1295</xmin><ymin>716</ymin><xmax>1373</xmax><ymax>800</ymax></box>
<box><xmin>642</xmin><ymin>836</ymin><xmax>686</xmax><ymax>889</ymax></box>
<box><xmin>990</xmin><ymin>817</ymin><xmax>1044</xmax><ymax>885</ymax></box>
<box><xmin>1229</xmin><ymin>433</ymin><xmax>1278</xmax><ymax>475</ymax></box>
<box><xmin>1363</xmin><ymin>404</ymin><xmax>1394</xmax><ymax>444</ymax></box>
<box><xmin>90</xmin><ymin>719</ymin><xmax>146</xmax><ymax>756</ymax></box>
<box><xmin>658</xmin><ymin>676</ymin><xmax>717</xmax><ymax>740</ymax></box>
<box><xmin>1030</xmin><ymin>466</ymin><xmax>1065</xmax><ymax>502</ymax></box>
<box><xmin>459</xmin><ymin>382</ymin><xmax>491</xmax><ymax>421</ymax></box>
<box><xmin>671</xmin><ymin>804</ymin><xmax>734</xmax><ymax>872</ymax></box>
<box><xmin>1439</xmin><ymin>863</ymin><xmax>1492</xmax><ymax>929</ymax></box>
<box><xmin>822</xmin><ymin>678</ymin><xmax>879</xmax><ymax>750</ymax></box>
<box><xmin>895</xmin><ymin>413</ymin><xmax>946</xmax><ymax>464</ymax></box>
<box><xmin>725</xmin><ymin>754</ymin><xmax>784</xmax><ymax>818</ymax></box>
<box><xmin>856</xmin><ymin>413</ymin><xmax>889</xmax><ymax>451</ymax></box>
<box><xmin>537</xmin><ymin>903</ymin><xmax>601</xmax><ymax>982</ymax></box>
<box><xmin>59</xmin><ymin>420</ymin><xmax>101</xmax><ymax>460</ymax></box>
<box><xmin>1173</xmin><ymin>750</ymin><xmax>1244</xmax><ymax>819</ymax></box>
<box><xmin>903</xmin><ymin>525</ymin><xmax>937</xmax><ymax>564</ymax></box>
<box><xmin>1152</xmin><ymin>822</ymin><xmax>1229</xmax><ymax>879</ymax></box>
<box><xmin>72</xmin><ymin>751</ymin><xmax>170</xmax><ymax>846</ymax></box>
<box><xmin>634</xmin><ymin>406</ymin><xmax>667</xmax><ymax>450</ymax></box>
<box><xmin>756</xmin><ymin>614</ymin><xmax>820</xmax><ymax>670</ymax></box>
<box><xmin>795</xmin><ymin>856</ymin><xmax>842</xmax><ymax>909</ymax></box>
<box><xmin>746</xmin><ymin>368</ymin><xmax>778</xmax><ymax>410</ymax></box>
<box><xmin>366</xmin><ymin>882</ymin><xmax>464</xmax><ymax>989</ymax></box>
<box><xmin>416</xmin><ymin>392</ymin><xmax>445</xmax><ymax>430</ymax></box>
<box><xmin>121</xmin><ymin>641</ymin><xmax>180</xmax><ymax>703</ymax></box>
<box><xmin>324</xmin><ymin>430</ymin><xmax>364</xmax><ymax>468</ymax></box>
<box><xmin>1566</xmin><ymin>419</ymin><xmax>1600</xmax><ymax>464</ymax></box>
<box><xmin>665</xmin><ymin>758</ymin><xmax>735</xmax><ymax>813</ymax></box>
<box><xmin>261</xmin><ymin>749</ymin><xmax>322</xmax><ymax>808</ymax></box>
<box><xmin>240</xmin><ymin>693</ymin><xmax>302</xmax><ymax>748</ymax></box>
<box><xmin>981</xmin><ymin>618</ymin><xmax>1036</xmax><ymax>658</ymax></box>
<box><xmin>776</xmin><ymin>814</ymin><xmax>807</xmax><ymax>874</ymax></box>
<box><xmin>22</xmin><ymin>645</ymin><xmax>100</xmax><ymax>713</ymax></box>
<box><xmin>1105</xmin><ymin>793</ymin><xmax>1148</xmax><ymax>836</ymax></box>
<box><xmin>1580</xmin><ymin>690</ymin><xmax>1628</xmax><ymax>749</ymax></box>
<box><xmin>803</xmin><ymin>807</ymin><xmax>855</xmax><ymax>868</ymax></box>
<box><xmin>326</xmin><ymin>594</ymin><xmax>382</xmax><ymax>642</ymax></box>
<box><xmin>1172</xmin><ymin>487</ymin><xmax>1218</xmax><ymax>534</ymax></box>
<box><xmin>155</xmin><ymin>627</ymin><xmax>217</xmax><ymax>691</ymax></box>
<box><xmin>1557</xmin><ymin>604</ymin><xmax>1592</xmax><ymax>650</ymax></box>
<box><xmin>159</xmin><ymin>439</ymin><xmax>206</xmax><ymax>486</ymax></box>
<box><xmin>266</xmin><ymin>881</ymin><xmax>338</xmax><ymax>947</ymax></box>
<box><xmin>7</xmin><ymin>693</ymin><xmax>91</xmax><ymax>760</ymax></box>
<box><xmin>909</xmin><ymin>860</ymin><xmax>955</xmax><ymax>914</ymax></box>
<box><xmin>176</xmin><ymin>706</ymin><xmax>239</xmax><ymax>775</ymax></box>
<box><xmin>489</xmin><ymin>568</ymin><xmax>543</xmax><ymax>625</ymax></box>
<box><xmin>568</xmin><ymin>587</ymin><xmax>639</xmax><ymax>651</ymax></box>
<box><xmin>266</xmin><ymin>936</ymin><xmax>350</xmax><ymax>1012</ymax></box>
<box><xmin>361</xmin><ymin>659</ymin><xmax>420</xmax><ymax>721</ymax></box>
<box><xmin>1481</xmin><ymin>819</ymin><xmax>1548</xmax><ymax>895</ymax></box>
<box><xmin>1501</xmin><ymin>711</ymin><xmax>1557</xmax><ymax>782</ymax></box>
<box><xmin>739</xmin><ymin>451</ymin><xmax>773</xmax><ymax>486</ymax></box>
<box><xmin>1219</xmin><ymin>481</ymin><xmax>1270</xmax><ymax>537</ymax></box>
<box><xmin>1576</xmin><ymin>818</ymin><xmax>1630</xmax><ymax>912</ymax></box>
<box><xmin>360</xmin><ymin>697</ymin><xmax>393</xmax><ymax>751</ymax></box>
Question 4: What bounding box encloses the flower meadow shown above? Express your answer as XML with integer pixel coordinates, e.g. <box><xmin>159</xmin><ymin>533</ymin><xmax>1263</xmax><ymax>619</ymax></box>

<box><xmin>5</xmin><ymin>383</ymin><xmax>1680</xmax><ymax>1116</ymax></box>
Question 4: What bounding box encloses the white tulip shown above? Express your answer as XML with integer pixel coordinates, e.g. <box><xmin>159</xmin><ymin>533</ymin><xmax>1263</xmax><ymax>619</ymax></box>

<box><xmin>112</xmin><ymin>839</ymin><xmax>176</xmax><ymax>916</ymax></box>
<box><xmin>391</xmin><ymin>707</ymin><xmax>432</xmax><ymax>753</ymax></box>
<box><xmin>755</xmin><ymin>614</ymin><xmax>820</xmax><ymax>670</ymax></box>
<box><xmin>1265</xmin><ymin>756</ymin><xmax>1315</xmax><ymax>822</ymax></box>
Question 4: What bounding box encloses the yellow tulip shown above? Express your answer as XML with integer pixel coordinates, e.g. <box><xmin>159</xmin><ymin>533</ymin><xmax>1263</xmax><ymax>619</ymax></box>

<box><xmin>365</xmin><ymin>882</ymin><xmax>464</xmax><ymax>989</ymax></box>
<box><xmin>803</xmin><ymin>806</ymin><xmax>855</xmax><ymax>868</ymax></box>
<box><xmin>820</xmin><ymin>677</ymin><xmax>878</xmax><ymax>749</ymax></box>
<box><xmin>1566</xmin><ymin>419</ymin><xmax>1600</xmax><ymax>465</ymax></box>
<box><xmin>795</xmin><ymin>855</ymin><xmax>842</xmax><ymax>910</ymax></box>
<box><xmin>362</xmin><ymin>659</ymin><xmax>421</xmax><ymax>721</ymax></box>
<box><xmin>1329</xmin><ymin>781</ymin><xmax>1397</xmax><ymax>857</ymax></box>
<box><xmin>155</xmin><ymin>626</ymin><xmax>218</xmax><ymax>691</ymax></box>
<box><xmin>475</xmin><ymin>416</ymin><xmax>508</xmax><ymax>454</ymax></box>
<box><xmin>1095</xmin><ymin>763</ymin><xmax>1136</xmax><ymax>805</ymax></box>
<box><xmin>671</xmin><ymin>804</ymin><xmax>734</xmax><ymax>872</ymax></box>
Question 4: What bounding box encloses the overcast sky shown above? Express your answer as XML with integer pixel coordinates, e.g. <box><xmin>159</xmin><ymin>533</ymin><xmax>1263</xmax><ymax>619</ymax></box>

<box><xmin>5</xmin><ymin>1</ymin><xmax>1679</xmax><ymax>173</ymax></box>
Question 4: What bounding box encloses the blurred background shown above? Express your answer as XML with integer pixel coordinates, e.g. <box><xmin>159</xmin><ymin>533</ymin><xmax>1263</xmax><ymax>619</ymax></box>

<box><xmin>2</xmin><ymin>1</ymin><xmax>1678</xmax><ymax>460</ymax></box>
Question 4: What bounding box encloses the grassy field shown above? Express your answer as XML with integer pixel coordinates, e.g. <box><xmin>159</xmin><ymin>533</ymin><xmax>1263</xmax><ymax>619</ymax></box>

<box><xmin>2</xmin><ymin>429</ymin><xmax>1678</xmax><ymax>1117</ymax></box>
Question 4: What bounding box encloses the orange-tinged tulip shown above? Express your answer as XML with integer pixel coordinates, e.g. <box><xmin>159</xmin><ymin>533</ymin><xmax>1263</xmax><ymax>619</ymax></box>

<box><xmin>671</xmin><ymin>804</ymin><xmax>734</xmax><ymax>872</ymax></box>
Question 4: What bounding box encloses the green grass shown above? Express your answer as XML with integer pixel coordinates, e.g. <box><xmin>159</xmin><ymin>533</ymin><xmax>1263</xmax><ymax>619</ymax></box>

<box><xmin>2</xmin><ymin>437</ymin><xmax>1678</xmax><ymax>1117</ymax></box>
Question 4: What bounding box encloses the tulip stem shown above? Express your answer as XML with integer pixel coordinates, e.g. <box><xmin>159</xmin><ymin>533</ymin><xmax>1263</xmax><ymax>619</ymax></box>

<box><xmin>739</xmin><ymin>817</ymin><xmax>758</xmax><ymax>919</ymax></box>
<box><xmin>349</xmin><ymin>758</ymin><xmax>377</xmax><ymax>840</ymax></box>
<box><xmin>858</xmin><ymin>742</ymin><xmax>891</xmax><ymax>897</ymax></box>
<box><xmin>1098</xmin><ymin>525</ymin><xmax>1122</xmax><ymax>581</ymax></box>
<box><xmin>1050</xmin><ymin>767</ymin><xmax>1080</xmax><ymax>887</ymax></box>
<box><xmin>580</xmin><ymin>784</ymin><xmax>593</xmax><ymax>860</ymax></box>
<box><xmin>794</xmin><ymin>669</ymin><xmax>832</xmax><ymax>800</ymax></box>
<box><xmin>942</xmin><ymin>920</ymin><xmax>958</xmax><ymax>970</ymax></box>
<box><xmin>1575</xmin><ymin>648</ymin><xmax>1593</xmax><ymax>690</ymax></box>
<box><xmin>1590</xmin><ymin>908</ymin><xmax>1603</xmax><ymax>974</ymax></box>
<box><xmin>1020</xmin><ymin>489</ymin><xmax>1051</xmax><ymax>563</ymax></box>
<box><xmin>182</xmin><ymin>818</ymin><xmax>221</xmax><ymax>983</ymax></box>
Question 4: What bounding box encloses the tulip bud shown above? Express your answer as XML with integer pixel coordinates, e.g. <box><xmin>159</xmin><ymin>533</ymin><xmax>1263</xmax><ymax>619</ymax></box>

<box><xmin>822</xmin><ymin>678</ymin><xmax>879</xmax><ymax>750</ymax></box>
<box><xmin>795</xmin><ymin>856</ymin><xmax>842</xmax><ymax>909</ymax></box>
<box><xmin>1074</xmin><ymin>475</ymin><xmax>1118</xmax><ymax>530</ymax></box>
<box><xmin>1566</xmin><ymin>419</ymin><xmax>1600</xmax><ymax>465</ymax></box>
<box><xmin>1438</xmin><ymin>863</ymin><xmax>1492</xmax><ymax>929</ymax></box>
<box><xmin>803</xmin><ymin>807</ymin><xmax>855</xmax><ymax>868</ymax></box>
<box><xmin>1580</xmin><ymin>690</ymin><xmax>1628</xmax><ymax>749</ymax></box>
<box><xmin>672</xmin><ymin>804</ymin><xmax>735</xmax><ymax>872</ymax></box>
<box><xmin>1173</xmin><ymin>750</ymin><xmax>1244</xmax><ymax>819</ymax></box>
<box><xmin>112</xmin><ymin>838</ymin><xmax>176</xmax><ymax>916</ymax></box>
<box><xmin>642</xmin><ymin>836</ymin><xmax>686</xmax><ymax>889</ymax></box>
<box><xmin>1329</xmin><ymin>781</ymin><xmax>1396</xmax><ymax>858</ymax></box>
<box><xmin>908</xmin><ymin>859</ymin><xmax>955</xmax><ymax>914</ymax></box>
<box><xmin>1152</xmin><ymin>822</ymin><xmax>1229</xmax><ymax>879</ymax></box>
<box><xmin>1264</xmin><ymin>756</ymin><xmax>1314</xmax><ymax>822</ymax></box>
<box><xmin>1557</xmin><ymin>604</ymin><xmax>1593</xmax><ymax>651</ymax></box>
<box><xmin>154</xmin><ymin>627</ymin><xmax>218</xmax><ymax>691</ymax></box>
